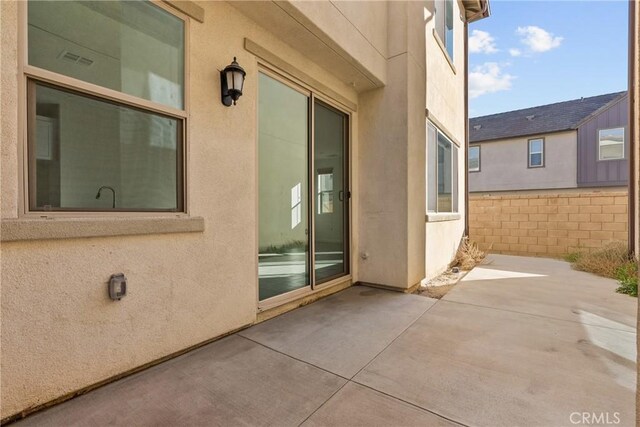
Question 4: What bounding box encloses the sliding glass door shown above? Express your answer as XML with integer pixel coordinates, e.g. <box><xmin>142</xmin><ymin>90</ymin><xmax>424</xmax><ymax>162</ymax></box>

<box><xmin>258</xmin><ymin>71</ymin><xmax>349</xmax><ymax>302</ymax></box>
<box><xmin>314</xmin><ymin>101</ymin><xmax>348</xmax><ymax>283</ymax></box>
<box><xmin>258</xmin><ymin>73</ymin><xmax>309</xmax><ymax>301</ymax></box>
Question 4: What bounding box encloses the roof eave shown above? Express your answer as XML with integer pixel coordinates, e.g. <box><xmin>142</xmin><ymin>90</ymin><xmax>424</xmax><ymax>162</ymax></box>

<box><xmin>462</xmin><ymin>0</ymin><xmax>491</xmax><ymax>23</ymax></box>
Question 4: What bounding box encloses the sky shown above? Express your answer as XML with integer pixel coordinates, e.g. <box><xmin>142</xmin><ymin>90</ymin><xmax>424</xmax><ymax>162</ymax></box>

<box><xmin>468</xmin><ymin>0</ymin><xmax>629</xmax><ymax>118</ymax></box>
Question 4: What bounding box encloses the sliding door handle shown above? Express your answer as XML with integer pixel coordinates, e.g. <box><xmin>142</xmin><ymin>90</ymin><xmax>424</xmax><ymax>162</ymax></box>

<box><xmin>338</xmin><ymin>190</ymin><xmax>351</xmax><ymax>201</ymax></box>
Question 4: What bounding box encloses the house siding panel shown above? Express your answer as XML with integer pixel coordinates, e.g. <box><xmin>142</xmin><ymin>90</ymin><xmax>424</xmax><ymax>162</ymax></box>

<box><xmin>577</xmin><ymin>96</ymin><xmax>629</xmax><ymax>187</ymax></box>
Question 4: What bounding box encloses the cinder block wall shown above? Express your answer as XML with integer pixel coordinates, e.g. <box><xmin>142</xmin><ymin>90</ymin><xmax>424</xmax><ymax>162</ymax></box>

<box><xmin>469</xmin><ymin>191</ymin><xmax>628</xmax><ymax>257</ymax></box>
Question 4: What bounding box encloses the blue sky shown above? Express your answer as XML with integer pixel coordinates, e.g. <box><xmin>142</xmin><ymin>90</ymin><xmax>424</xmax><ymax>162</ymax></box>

<box><xmin>468</xmin><ymin>0</ymin><xmax>629</xmax><ymax>118</ymax></box>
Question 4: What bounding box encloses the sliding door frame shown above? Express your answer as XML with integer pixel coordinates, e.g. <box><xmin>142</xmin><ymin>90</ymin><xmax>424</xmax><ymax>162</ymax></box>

<box><xmin>257</xmin><ymin>64</ymin><xmax>352</xmax><ymax>310</ymax></box>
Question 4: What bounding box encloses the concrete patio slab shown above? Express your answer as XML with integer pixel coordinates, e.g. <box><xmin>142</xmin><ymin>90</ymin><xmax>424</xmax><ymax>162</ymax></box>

<box><xmin>302</xmin><ymin>382</ymin><xmax>458</xmax><ymax>427</ymax></box>
<box><xmin>13</xmin><ymin>256</ymin><xmax>637</xmax><ymax>427</ymax></box>
<box><xmin>240</xmin><ymin>286</ymin><xmax>436</xmax><ymax>378</ymax></box>
<box><xmin>448</xmin><ymin>254</ymin><xmax>636</xmax><ymax>330</ymax></box>
<box><xmin>17</xmin><ymin>335</ymin><xmax>345</xmax><ymax>427</ymax></box>
<box><xmin>354</xmin><ymin>299</ymin><xmax>636</xmax><ymax>427</ymax></box>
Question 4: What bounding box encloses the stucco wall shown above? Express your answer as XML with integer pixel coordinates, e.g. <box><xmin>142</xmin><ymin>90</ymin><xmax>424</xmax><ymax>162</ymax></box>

<box><xmin>469</xmin><ymin>131</ymin><xmax>578</xmax><ymax>192</ymax></box>
<box><xmin>1</xmin><ymin>0</ymin><xmax>364</xmax><ymax>418</ymax></box>
<box><xmin>423</xmin><ymin>0</ymin><xmax>467</xmax><ymax>279</ymax></box>
<box><xmin>1</xmin><ymin>0</ymin><xmax>472</xmax><ymax>418</ymax></box>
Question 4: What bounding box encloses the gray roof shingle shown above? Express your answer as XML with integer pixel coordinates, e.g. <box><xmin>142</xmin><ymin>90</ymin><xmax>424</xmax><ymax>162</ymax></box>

<box><xmin>469</xmin><ymin>91</ymin><xmax>627</xmax><ymax>143</ymax></box>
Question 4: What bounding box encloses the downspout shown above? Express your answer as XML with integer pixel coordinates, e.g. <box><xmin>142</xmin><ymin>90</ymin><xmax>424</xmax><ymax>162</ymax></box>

<box><xmin>464</xmin><ymin>21</ymin><xmax>470</xmax><ymax>236</ymax></box>
<box><xmin>628</xmin><ymin>0</ymin><xmax>636</xmax><ymax>256</ymax></box>
<box><xmin>463</xmin><ymin>1</ymin><xmax>489</xmax><ymax>236</ymax></box>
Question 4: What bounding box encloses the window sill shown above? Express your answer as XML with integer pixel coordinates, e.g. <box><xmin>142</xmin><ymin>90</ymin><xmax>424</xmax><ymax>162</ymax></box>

<box><xmin>426</xmin><ymin>212</ymin><xmax>461</xmax><ymax>223</ymax></box>
<box><xmin>432</xmin><ymin>29</ymin><xmax>456</xmax><ymax>74</ymax></box>
<box><xmin>1</xmin><ymin>216</ymin><xmax>205</xmax><ymax>242</ymax></box>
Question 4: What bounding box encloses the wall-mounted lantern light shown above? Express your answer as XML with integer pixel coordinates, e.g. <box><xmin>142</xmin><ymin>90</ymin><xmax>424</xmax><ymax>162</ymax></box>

<box><xmin>221</xmin><ymin>57</ymin><xmax>246</xmax><ymax>107</ymax></box>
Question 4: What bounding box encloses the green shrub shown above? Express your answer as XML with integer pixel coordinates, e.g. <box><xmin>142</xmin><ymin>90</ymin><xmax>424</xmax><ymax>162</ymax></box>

<box><xmin>564</xmin><ymin>252</ymin><xmax>582</xmax><ymax>263</ymax></box>
<box><xmin>615</xmin><ymin>262</ymin><xmax>638</xmax><ymax>297</ymax></box>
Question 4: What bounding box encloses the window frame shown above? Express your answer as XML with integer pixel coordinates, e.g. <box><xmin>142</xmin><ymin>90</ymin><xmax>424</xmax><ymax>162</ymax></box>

<box><xmin>256</xmin><ymin>64</ymin><xmax>353</xmax><ymax>309</ymax></box>
<box><xmin>18</xmin><ymin>0</ymin><xmax>190</xmax><ymax>217</ymax></box>
<box><xmin>527</xmin><ymin>137</ymin><xmax>545</xmax><ymax>168</ymax></box>
<box><xmin>597</xmin><ymin>127</ymin><xmax>625</xmax><ymax>161</ymax></box>
<box><xmin>427</xmin><ymin>122</ymin><xmax>458</xmax><ymax>214</ymax></box>
<box><xmin>469</xmin><ymin>145</ymin><xmax>481</xmax><ymax>172</ymax></box>
<box><xmin>434</xmin><ymin>0</ymin><xmax>455</xmax><ymax>64</ymax></box>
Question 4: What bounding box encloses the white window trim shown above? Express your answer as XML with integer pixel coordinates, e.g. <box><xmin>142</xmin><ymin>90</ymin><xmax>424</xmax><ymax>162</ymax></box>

<box><xmin>528</xmin><ymin>138</ymin><xmax>545</xmax><ymax>168</ymax></box>
<box><xmin>17</xmin><ymin>0</ymin><xmax>190</xmax><ymax>218</ymax></box>
<box><xmin>597</xmin><ymin>127</ymin><xmax>625</xmax><ymax>161</ymax></box>
<box><xmin>427</xmin><ymin>122</ymin><xmax>458</xmax><ymax>214</ymax></box>
<box><xmin>469</xmin><ymin>145</ymin><xmax>480</xmax><ymax>172</ymax></box>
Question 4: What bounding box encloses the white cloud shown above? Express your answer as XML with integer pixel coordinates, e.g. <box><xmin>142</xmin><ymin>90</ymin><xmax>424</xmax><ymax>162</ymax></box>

<box><xmin>469</xmin><ymin>30</ymin><xmax>498</xmax><ymax>54</ymax></box>
<box><xmin>509</xmin><ymin>48</ymin><xmax>522</xmax><ymax>57</ymax></box>
<box><xmin>516</xmin><ymin>26</ymin><xmax>563</xmax><ymax>52</ymax></box>
<box><xmin>469</xmin><ymin>62</ymin><xmax>514</xmax><ymax>99</ymax></box>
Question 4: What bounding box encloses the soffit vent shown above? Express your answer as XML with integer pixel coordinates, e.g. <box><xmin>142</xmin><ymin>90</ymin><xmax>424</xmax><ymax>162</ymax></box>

<box><xmin>59</xmin><ymin>50</ymin><xmax>94</xmax><ymax>67</ymax></box>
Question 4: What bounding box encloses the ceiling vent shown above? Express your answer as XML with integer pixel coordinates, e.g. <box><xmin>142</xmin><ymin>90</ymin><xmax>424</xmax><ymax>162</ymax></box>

<box><xmin>58</xmin><ymin>50</ymin><xmax>94</xmax><ymax>67</ymax></box>
<box><xmin>526</xmin><ymin>115</ymin><xmax>535</xmax><ymax>121</ymax></box>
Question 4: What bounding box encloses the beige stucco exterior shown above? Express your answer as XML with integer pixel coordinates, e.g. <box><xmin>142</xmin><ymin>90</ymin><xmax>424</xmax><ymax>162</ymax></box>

<box><xmin>0</xmin><ymin>0</ymin><xmax>478</xmax><ymax>419</ymax></box>
<box><xmin>424</xmin><ymin>0</ymin><xmax>467</xmax><ymax>279</ymax></box>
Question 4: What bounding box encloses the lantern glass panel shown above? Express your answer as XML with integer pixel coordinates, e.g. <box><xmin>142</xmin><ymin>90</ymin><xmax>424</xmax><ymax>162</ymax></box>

<box><xmin>233</xmin><ymin>71</ymin><xmax>245</xmax><ymax>93</ymax></box>
<box><xmin>226</xmin><ymin>70</ymin><xmax>235</xmax><ymax>90</ymax></box>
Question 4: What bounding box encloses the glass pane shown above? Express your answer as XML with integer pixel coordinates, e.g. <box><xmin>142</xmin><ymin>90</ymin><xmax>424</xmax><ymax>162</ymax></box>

<box><xmin>445</xmin><ymin>0</ymin><xmax>454</xmax><ymax>59</ymax></box>
<box><xmin>469</xmin><ymin>146</ymin><xmax>480</xmax><ymax>171</ymax></box>
<box><xmin>599</xmin><ymin>128</ymin><xmax>625</xmax><ymax>160</ymax></box>
<box><xmin>530</xmin><ymin>152</ymin><xmax>543</xmax><ymax>167</ymax></box>
<box><xmin>28</xmin><ymin>0</ymin><xmax>184</xmax><ymax>110</ymax></box>
<box><xmin>437</xmin><ymin>133</ymin><xmax>452</xmax><ymax>212</ymax></box>
<box><xmin>314</xmin><ymin>102</ymin><xmax>348</xmax><ymax>284</ymax></box>
<box><xmin>258</xmin><ymin>73</ymin><xmax>309</xmax><ymax>301</ymax></box>
<box><xmin>31</xmin><ymin>82</ymin><xmax>180</xmax><ymax>211</ymax></box>
<box><xmin>427</xmin><ymin>124</ymin><xmax>437</xmax><ymax>211</ymax></box>
<box><xmin>529</xmin><ymin>139</ymin><xmax>543</xmax><ymax>153</ymax></box>
<box><xmin>452</xmin><ymin>145</ymin><xmax>458</xmax><ymax>212</ymax></box>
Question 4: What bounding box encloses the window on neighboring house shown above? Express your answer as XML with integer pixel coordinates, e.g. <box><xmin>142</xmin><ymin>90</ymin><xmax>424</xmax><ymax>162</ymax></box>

<box><xmin>427</xmin><ymin>123</ymin><xmax>458</xmax><ymax>213</ymax></box>
<box><xmin>598</xmin><ymin>127</ymin><xmax>625</xmax><ymax>160</ymax></box>
<box><xmin>26</xmin><ymin>0</ymin><xmax>186</xmax><ymax>212</ymax></box>
<box><xmin>528</xmin><ymin>138</ymin><xmax>544</xmax><ymax>168</ymax></box>
<box><xmin>435</xmin><ymin>0</ymin><xmax>454</xmax><ymax>60</ymax></box>
<box><xmin>469</xmin><ymin>146</ymin><xmax>480</xmax><ymax>172</ymax></box>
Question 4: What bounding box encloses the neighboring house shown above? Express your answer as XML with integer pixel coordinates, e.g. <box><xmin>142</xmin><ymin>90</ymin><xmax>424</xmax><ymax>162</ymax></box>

<box><xmin>468</xmin><ymin>91</ymin><xmax>629</xmax><ymax>193</ymax></box>
<box><xmin>467</xmin><ymin>92</ymin><xmax>631</xmax><ymax>258</ymax></box>
<box><xmin>0</xmin><ymin>0</ymin><xmax>489</xmax><ymax>420</ymax></box>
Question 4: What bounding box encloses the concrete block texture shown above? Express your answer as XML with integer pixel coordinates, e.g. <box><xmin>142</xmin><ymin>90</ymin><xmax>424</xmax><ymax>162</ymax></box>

<box><xmin>469</xmin><ymin>190</ymin><xmax>629</xmax><ymax>257</ymax></box>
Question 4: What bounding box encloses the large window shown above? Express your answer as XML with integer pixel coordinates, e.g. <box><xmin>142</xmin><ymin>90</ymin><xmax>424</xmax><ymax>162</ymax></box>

<box><xmin>598</xmin><ymin>127</ymin><xmax>625</xmax><ymax>160</ymax></box>
<box><xmin>435</xmin><ymin>0</ymin><xmax>454</xmax><ymax>60</ymax></box>
<box><xmin>427</xmin><ymin>123</ymin><xmax>458</xmax><ymax>213</ymax></box>
<box><xmin>528</xmin><ymin>138</ymin><xmax>544</xmax><ymax>168</ymax></box>
<box><xmin>469</xmin><ymin>146</ymin><xmax>480</xmax><ymax>172</ymax></box>
<box><xmin>26</xmin><ymin>0</ymin><xmax>186</xmax><ymax>212</ymax></box>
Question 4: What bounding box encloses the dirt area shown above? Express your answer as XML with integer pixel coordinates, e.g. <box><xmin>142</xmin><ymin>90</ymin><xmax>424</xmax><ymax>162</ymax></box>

<box><xmin>415</xmin><ymin>269</ymin><xmax>467</xmax><ymax>299</ymax></box>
